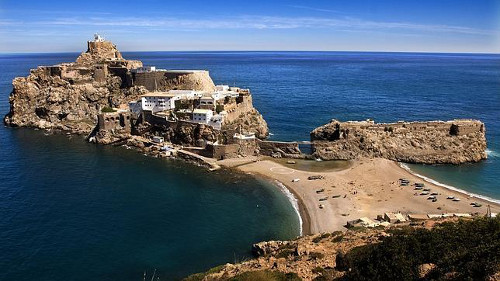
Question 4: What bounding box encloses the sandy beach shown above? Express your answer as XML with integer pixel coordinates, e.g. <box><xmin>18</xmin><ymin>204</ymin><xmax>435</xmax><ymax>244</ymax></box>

<box><xmin>218</xmin><ymin>157</ymin><xmax>500</xmax><ymax>235</ymax></box>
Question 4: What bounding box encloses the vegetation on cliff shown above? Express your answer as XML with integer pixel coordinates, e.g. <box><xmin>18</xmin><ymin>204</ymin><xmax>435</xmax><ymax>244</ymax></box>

<box><xmin>339</xmin><ymin>217</ymin><xmax>500</xmax><ymax>280</ymax></box>
<box><xmin>184</xmin><ymin>217</ymin><xmax>500</xmax><ymax>281</ymax></box>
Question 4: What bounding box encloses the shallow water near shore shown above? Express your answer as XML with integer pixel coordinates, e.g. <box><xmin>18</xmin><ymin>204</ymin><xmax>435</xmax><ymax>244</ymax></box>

<box><xmin>269</xmin><ymin>158</ymin><xmax>352</xmax><ymax>172</ymax></box>
<box><xmin>1</xmin><ymin>51</ymin><xmax>499</xmax><ymax>280</ymax></box>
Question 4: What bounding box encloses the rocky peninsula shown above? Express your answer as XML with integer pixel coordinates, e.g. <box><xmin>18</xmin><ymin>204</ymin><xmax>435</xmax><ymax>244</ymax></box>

<box><xmin>4</xmin><ymin>35</ymin><xmax>498</xmax><ymax>281</ymax></box>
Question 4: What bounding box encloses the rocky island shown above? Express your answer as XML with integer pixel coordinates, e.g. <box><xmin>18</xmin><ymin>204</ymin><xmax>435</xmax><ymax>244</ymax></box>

<box><xmin>4</xmin><ymin>34</ymin><xmax>269</xmax><ymax>162</ymax></box>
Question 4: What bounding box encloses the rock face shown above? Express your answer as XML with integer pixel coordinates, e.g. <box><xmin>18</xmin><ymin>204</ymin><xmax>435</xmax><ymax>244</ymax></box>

<box><xmin>310</xmin><ymin>119</ymin><xmax>487</xmax><ymax>164</ymax></box>
<box><xmin>3</xmin><ymin>37</ymin><xmax>268</xmax><ymax>145</ymax></box>
<box><xmin>4</xmin><ymin>39</ymin><xmax>145</xmax><ymax>134</ymax></box>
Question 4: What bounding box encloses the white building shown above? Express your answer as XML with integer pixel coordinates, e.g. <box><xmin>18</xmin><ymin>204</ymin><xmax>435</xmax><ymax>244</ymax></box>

<box><xmin>168</xmin><ymin>90</ymin><xmax>204</xmax><ymax>99</ymax></box>
<box><xmin>141</xmin><ymin>92</ymin><xmax>177</xmax><ymax>112</ymax></box>
<box><xmin>131</xmin><ymin>66</ymin><xmax>156</xmax><ymax>73</ymax></box>
<box><xmin>216</xmin><ymin>84</ymin><xmax>229</xmax><ymax>92</ymax></box>
<box><xmin>199</xmin><ymin>96</ymin><xmax>215</xmax><ymax>108</ymax></box>
<box><xmin>129</xmin><ymin>101</ymin><xmax>142</xmax><ymax>114</ymax></box>
<box><xmin>192</xmin><ymin>109</ymin><xmax>213</xmax><ymax>124</ymax></box>
<box><xmin>233</xmin><ymin>132</ymin><xmax>256</xmax><ymax>140</ymax></box>
<box><xmin>94</xmin><ymin>33</ymin><xmax>105</xmax><ymax>42</ymax></box>
<box><xmin>208</xmin><ymin>114</ymin><xmax>224</xmax><ymax>130</ymax></box>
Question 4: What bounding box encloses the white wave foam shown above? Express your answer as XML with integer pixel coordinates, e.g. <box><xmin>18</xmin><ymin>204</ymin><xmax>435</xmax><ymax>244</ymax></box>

<box><xmin>399</xmin><ymin>163</ymin><xmax>500</xmax><ymax>205</ymax></box>
<box><xmin>486</xmin><ymin>149</ymin><xmax>499</xmax><ymax>158</ymax></box>
<box><xmin>274</xmin><ymin>180</ymin><xmax>303</xmax><ymax>236</ymax></box>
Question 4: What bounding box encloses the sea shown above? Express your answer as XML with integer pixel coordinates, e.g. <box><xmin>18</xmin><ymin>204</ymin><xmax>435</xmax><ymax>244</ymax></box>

<box><xmin>0</xmin><ymin>51</ymin><xmax>499</xmax><ymax>280</ymax></box>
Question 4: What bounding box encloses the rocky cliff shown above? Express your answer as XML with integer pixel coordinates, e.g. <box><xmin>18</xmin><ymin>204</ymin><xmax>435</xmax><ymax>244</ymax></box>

<box><xmin>310</xmin><ymin>119</ymin><xmax>487</xmax><ymax>164</ymax></box>
<box><xmin>3</xmin><ymin>39</ymin><xmax>145</xmax><ymax>134</ymax></box>
<box><xmin>3</xmin><ymin>38</ymin><xmax>268</xmax><ymax>144</ymax></box>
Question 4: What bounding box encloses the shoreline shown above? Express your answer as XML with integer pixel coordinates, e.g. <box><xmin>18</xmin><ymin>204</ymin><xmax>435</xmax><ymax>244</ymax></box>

<box><xmin>251</xmin><ymin>172</ymin><xmax>312</xmax><ymax>236</ymax></box>
<box><xmin>218</xmin><ymin>156</ymin><xmax>500</xmax><ymax>234</ymax></box>
<box><xmin>400</xmin><ymin>163</ymin><xmax>500</xmax><ymax>205</ymax></box>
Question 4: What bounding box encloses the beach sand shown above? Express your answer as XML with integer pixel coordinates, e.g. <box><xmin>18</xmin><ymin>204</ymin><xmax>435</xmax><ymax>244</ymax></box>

<box><xmin>218</xmin><ymin>157</ymin><xmax>500</xmax><ymax>235</ymax></box>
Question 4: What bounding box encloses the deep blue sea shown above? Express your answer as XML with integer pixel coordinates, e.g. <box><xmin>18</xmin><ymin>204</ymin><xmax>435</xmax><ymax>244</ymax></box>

<box><xmin>1</xmin><ymin>51</ymin><xmax>499</xmax><ymax>280</ymax></box>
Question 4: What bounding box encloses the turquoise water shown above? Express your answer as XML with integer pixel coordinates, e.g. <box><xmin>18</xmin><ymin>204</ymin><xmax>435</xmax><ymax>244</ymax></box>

<box><xmin>1</xmin><ymin>51</ymin><xmax>500</xmax><ymax>280</ymax></box>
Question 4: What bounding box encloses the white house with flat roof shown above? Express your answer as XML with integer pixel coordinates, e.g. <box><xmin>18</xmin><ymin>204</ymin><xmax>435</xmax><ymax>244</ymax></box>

<box><xmin>192</xmin><ymin>109</ymin><xmax>213</xmax><ymax>124</ymax></box>
<box><xmin>141</xmin><ymin>92</ymin><xmax>178</xmax><ymax>112</ymax></box>
<box><xmin>131</xmin><ymin>66</ymin><xmax>156</xmax><ymax>73</ymax></box>
<box><xmin>216</xmin><ymin>84</ymin><xmax>229</xmax><ymax>91</ymax></box>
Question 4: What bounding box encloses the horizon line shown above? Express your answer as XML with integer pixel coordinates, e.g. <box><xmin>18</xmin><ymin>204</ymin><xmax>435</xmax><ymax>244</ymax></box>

<box><xmin>1</xmin><ymin>50</ymin><xmax>499</xmax><ymax>56</ymax></box>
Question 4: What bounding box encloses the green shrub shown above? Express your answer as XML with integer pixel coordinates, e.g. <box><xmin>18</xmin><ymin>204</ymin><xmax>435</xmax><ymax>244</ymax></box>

<box><xmin>341</xmin><ymin>217</ymin><xmax>500</xmax><ymax>280</ymax></box>
<box><xmin>312</xmin><ymin>233</ymin><xmax>331</xmax><ymax>243</ymax></box>
<box><xmin>101</xmin><ymin>106</ymin><xmax>116</xmax><ymax>113</ymax></box>
<box><xmin>309</xmin><ymin>252</ymin><xmax>325</xmax><ymax>260</ymax></box>
<box><xmin>312</xmin><ymin>267</ymin><xmax>326</xmax><ymax>275</ymax></box>
<box><xmin>331</xmin><ymin>234</ymin><xmax>343</xmax><ymax>243</ymax></box>
<box><xmin>276</xmin><ymin>248</ymin><xmax>295</xmax><ymax>259</ymax></box>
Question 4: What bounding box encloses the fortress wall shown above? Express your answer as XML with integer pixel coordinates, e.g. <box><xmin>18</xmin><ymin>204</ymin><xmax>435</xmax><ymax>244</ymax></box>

<box><xmin>97</xmin><ymin>112</ymin><xmax>131</xmax><ymax>132</ymax></box>
<box><xmin>257</xmin><ymin>139</ymin><xmax>302</xmax><ymax>157</ymax></box>
<box><xmin>224</xmin><ymin>95</ymin><xmax>253</xmax><ymax>123</ymax></box>
<box><xmin>133</xmin><ymin>71</ymin><xmax>215</xmax><ymax>91</ymax></box>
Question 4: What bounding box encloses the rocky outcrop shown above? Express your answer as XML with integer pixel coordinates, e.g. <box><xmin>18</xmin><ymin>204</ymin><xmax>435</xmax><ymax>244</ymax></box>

<box><xmin>184</xmin><ymin>217</ymin><xmax>500</xmax><ymax>281</ymax></box>
<box><xmin>223</xmin><ymin>108</ymin><xmax>269</xmax><ymax>139</ymax></box>
<box><xmin>4</xmin><ymin>39</ymin><xmax>145</xmax><ymax>134</ymax></box>
<box><xmin>3</xmin><ymin>37</ymin><xmax>268</xmax><ymax>146</ymax></box>
<box><xmin>310</xmin><ymin>119</ymin><xmax>487</xmax><ymax>164</ymax></box>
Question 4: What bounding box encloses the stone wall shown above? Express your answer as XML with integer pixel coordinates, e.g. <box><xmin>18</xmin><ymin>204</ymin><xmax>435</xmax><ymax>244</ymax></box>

<box><xmin>257</xmin><ymin>139</ymin><xmax>304</xmax><ymax>158</ymax></box>
<box><xmin>310</xmin><ymin>119</ymin><xmax>487</xmax><ymax>164</ymax></box>
<box><xmin>133</xmin><ymin>71</ymin><xmax>215</xmax><ymax>91</ymax></box>
<box><xmin>97</xmin><ymin>112</ymin><xmax>132</xmax><ymax>132</ymax></box>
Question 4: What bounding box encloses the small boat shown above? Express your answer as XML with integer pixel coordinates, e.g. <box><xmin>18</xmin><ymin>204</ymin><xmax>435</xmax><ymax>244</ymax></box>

<box><xmin>415</xmin><ymin>183</ymin><xmax>425</xmax><ymax>187</ymax></box>
<box><xmin>471</xmin><ymin>202</ymin><xmax>482</xmax><ymax>207</ymax></box>
<box><xmin>423</xmin><ymin>188</ymin><xmax>431</xmax><ymax>192</ymax></box>
<box><xmin>432</xmin><ymin>198</ymin><xmax>438</xmax><ymax>202</ymax></box>
<box><xmin>319</xmin><ymin>204</ymin><xmax>324</xmax><ymax>209</ymax></box>
<box><xmin>292</xmin><ymin>178</ymin><xmax>300</xmax><ymax>182</ymax></box>
<box><xmin>420</xmin><ymin>191</ymin><xmax>430</xmax><ymax>195</ymax></box>
<box><xmin>316</xmin><ymin>189</ymin><xmax>325</xmax><ymax>194</ymax></box>
<box><xmin>332</xmin><ymin>195</ymin><xmax>341</xmax><ymax>198</ymax></box>
<box><xmin>452</xmin><ymin>198</ymin><xmax>461</xmax><ymax>202</ymax></box>
<box><xmin>447</xmin><ymin>196</ymin><xmax>455</xmax><ymax>200</ymax></box>
<box><xmin>319</xmin><ymin>197</ymin><xmax>328</xmax><ymax>201</ymax></box>
<box><xmin>287</xmin><ymin>160</ymin><xmax>296</xmax><ymax>164</ymax></box>
<box><xmin>427</xmin><ymin>196</ymin><xmax>436</xmax><ymax>200</ymax></box>
<box><xmin>414</xmin><ymin>186</ymin><xmax>423</xmax><ymax>190</ymax></box>
<box><xmin>431</xmin><ymin>192</ymin><xmax>438</xmax><ymax>196</ymax></box>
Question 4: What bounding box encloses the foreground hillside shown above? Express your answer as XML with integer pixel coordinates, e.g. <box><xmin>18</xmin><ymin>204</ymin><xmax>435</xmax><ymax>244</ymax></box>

<box><xmin>184</xmin><ymin>217</ymin><xmax>500</xmax><ymax>281</ymax></box>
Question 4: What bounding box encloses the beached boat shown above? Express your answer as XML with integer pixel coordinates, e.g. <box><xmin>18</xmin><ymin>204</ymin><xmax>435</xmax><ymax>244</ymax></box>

<box><xmin>332</xmin><ymin>195</ymin><xmax>341</xmax><ymax>198</ymax></box>
<box><xmin>447</xmin><ymin>196</ymin><xmax>455</xmax><ymax>199</ymax></box>
<box><xmin>292</xmin><ymin>178</ymin><xmax>300</xmax><ymax>182</ymax></box>
<box><xmin>452</xmin><ymin>198</ymin><xmax>461</xmax><ymax>202</ymax></box>
<box><xmin>420</xmin><ymin>191</ymin><xmax>430</xmax><ymax>195</ymax></box>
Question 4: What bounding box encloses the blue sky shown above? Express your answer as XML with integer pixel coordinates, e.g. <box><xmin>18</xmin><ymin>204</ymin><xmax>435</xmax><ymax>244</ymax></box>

<box><xmin>0</xmin><ymin>0</ymin><xmax>499</xmax><ymax>53</ymax></box>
